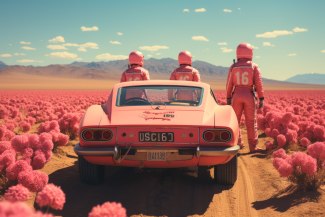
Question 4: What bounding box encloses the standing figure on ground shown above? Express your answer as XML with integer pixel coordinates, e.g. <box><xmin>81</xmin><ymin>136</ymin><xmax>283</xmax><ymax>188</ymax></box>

<box><xmin>169</xmin><ymin>51</ymin><xmax>201</xmax><ymax>101</ymax></box>
<box><xmin>226</xmin><ymin>43</ymin><xmax>264</xmax><ymax>153</ymax></box>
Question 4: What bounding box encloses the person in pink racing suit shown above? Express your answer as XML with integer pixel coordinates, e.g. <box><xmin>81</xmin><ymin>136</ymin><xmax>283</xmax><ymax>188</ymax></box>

<box><xmin>226</xmin><ymin>43</ymin><xmax>264</xmax><ymax>153</ymax></box>
<box><xmin>120</xmin><ymin>50</ymin><xmax>150</xmax><ymax>100</ymax></box>
<box><xmin>169</xmin><ymin>51</ymin><xmax>201</xmax><ymax>101</ymax></box>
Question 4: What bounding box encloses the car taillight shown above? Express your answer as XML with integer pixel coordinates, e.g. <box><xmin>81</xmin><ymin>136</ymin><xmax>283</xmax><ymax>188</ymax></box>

<box><xmin>202</xmin><ymin>129</ymin><xmax>232</xmax><ymax>142</ymax></box>
<box><xmin>203</xmin><ymin>131</ymin><xmax>215</xmax><ymax>142</ymax></box>
<box><xmin>221</xmin><ymin>131</ymin><xmax>231</xmax><ymax>141</ymax></box>
<box><xmin>81</xmin><ymin>129</ymin><xmax>113</xmax><ymax>141</ymax></box>
<box><xmin>102</xmin><ymin>130</ymin><xmax>113</xmax><ymax>140</ymax></box>
<box><xmin>82</xmin><ymin>130</ymin><xmax>93</xmax><ymax>140</ymax></box>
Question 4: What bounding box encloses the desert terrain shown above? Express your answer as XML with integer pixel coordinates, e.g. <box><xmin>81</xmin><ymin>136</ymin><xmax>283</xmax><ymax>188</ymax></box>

<box><xmin>38</xmin><ymin>130</ymin><xmax>324</xmax><ymax>217</ymax></box>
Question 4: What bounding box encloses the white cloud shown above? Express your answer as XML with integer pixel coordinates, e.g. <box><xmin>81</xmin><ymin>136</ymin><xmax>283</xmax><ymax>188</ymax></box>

<box><xmin>139</xmin><ymin>45</ymin><xmax>169</xmax><ymax>52</ymax></box>
<box><xmin>110</xmin><ymin>40</ymin><xmax>121</xmax><ymax>45</ymax></box>
<box><xmin>48</xmin><ymin>36</ymin><xmax>65</xmax><ymax>43</ymax></box>
<box><xmin>48</xmin><ymin>51</ymin><xmax>78</xmax><ymax>59</ymax></box>
<box><xmin>17</xmin><ymin>59</ymin><xmax>39</xmax><ymax>63</ymax></box>
<box><xmin>78</xmin><ymin>47</ymin><xmax>87</xmax><ymax>52</ymax></box>
<box><xmin>288</xmin><ymin>53</ymin><xmax>297</xmax><ymax>57</ymax></box>
<box><xmin>14</xmin><ymin>53</ymin><xmax>25</xmax><ymax>56</ymax></box>
<box><xmin>183</xmin><ymin>9</ymin><xmax>190</xmax><ymax>13</ymax></box>
<box><xmin>47</xmin><ymin>45</ymin><xmax>67</xmax><ymax>50</ymax></box>
<box><xmin>81</xmin><ymin>26</ymin><xmax>99</xmax><ymax>32</ymax></box>
<box><xmin>0</xmin><ymin>53</ymin><xmax>13</xmax><ymax>58</ymax></box>
<box><xmin>117</xmin><ymin>32</ymin><xmax>123</xmax><ymax>36</ymax></box>
<box><xmin>292</xmin><ymin>27</ymin><xmax>308</xmax><ymax>33</ymax></box>
<box><xmin>192</xmin><ymin>36</ymin><xmax>209</xmax><ymax>42</ymax></box>
<box><xmin>218</xmin><ymin>42</ymin><xmax>228</xmax><ymax>46</ymax></box>
<box><xmin>21</xmin><ymin>46</ymin><xmax>36</xmax><ymax>51</ymax></box>
<box><xmin>63</xmin><ymin>42</ymin><xmax>99</xmax><ymax>51</ymax></box>
<box><xmin>223</xmin><ymin>9</ymin><xmax>232</xmax><ymax>13</ymax></box>
<box><xmin>220</xmin><ymin>47</ymin><xmax>233</xmax><ymax>53</ymax></box>
<box><xmin>20</xmin><ymin>41</ymin><xmax>31</xmax><ymax>45</ymax></box>
<box><xmin>80</xmin><ymin>42</ymin><xmax>98</xmax><ymax>49</ymax></box>
<box><xmin>263</xmin><ymin>42</ymin><xmax>275</xmax><ymax>47</ymax></box>
<box><xmin>95</xmin><ymin>53</ymin><xmax>128</xmax><ymax>61</ymax></box>
<box><xmin>321</xmin><ymin>50</ymin><xmax>325</xmax><ymax>53</ymax></box>
<box><xmin>256</xmin><ymin>30</ymin><xmax>293</xmax><ymax>38</ymax></box>
<box><xmin>195</xmin><ymin>8</ymin><xmax>206</xmax><ymax>13</ymax></box>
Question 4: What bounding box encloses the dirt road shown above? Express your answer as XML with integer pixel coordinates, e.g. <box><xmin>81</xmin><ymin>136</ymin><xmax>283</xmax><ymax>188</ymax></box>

<box><xmin>42</xmin><ymin>132</ymin><xmax>324</xmax><ymax>217</ymax></box>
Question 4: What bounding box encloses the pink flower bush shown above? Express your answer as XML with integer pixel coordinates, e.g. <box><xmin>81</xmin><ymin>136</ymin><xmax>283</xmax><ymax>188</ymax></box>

<box><xmin>18</xmin><ymin>170</ymin><xmax>48</xmax><ymax>192</ymax></box>
<box><xmin>276</xmin><ymin>134</ymin><xmax>287</xmax><ymax>148</ymax></box>
<box><xmin>35</xmin><ymin>184</ymin><xmax>66</xmax><ymax>210</ymax></box>
<box><xmin>307</xmin><ymin>142</ymin><xmax>325</xmax><ymax>163</ymax></box>
<box><xmin>88</xmin><ymin>202</ymin><xmax>127</xmax><ymax>217</ymax></box>
<box><xmin>272</xmin><ymin>157</ymin><xmax>293</xmax><ymax>177</ymax></box>
<box><xmin>0</xmin><ymin>201</ymin><xmax>54</xmax><ymax>217</ymax></box>
<box><xmin>4</xmin><ymin>184</ymin><xmax>31</xmax><ymax>202</ymax></box>
<box><xmin>300</xmin><ymin>137</ymin><xmax>311</xmax><ymax>147</ymax></box>
<box><xmin>6</xmin><ymin>160</ymin><xmax>33</xmax><ymax>181</ymax></box>
<box><xmin>272</xmin><ymin>148</ymin><xmax>287</xmax><ymax>159</ymax></box>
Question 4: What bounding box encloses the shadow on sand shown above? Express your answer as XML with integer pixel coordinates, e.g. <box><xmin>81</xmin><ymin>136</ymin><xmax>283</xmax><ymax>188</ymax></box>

<box><xmin>252</xmin><ymin>185</ymin><xmax>321</xmax><ymax>212</ymax></box>
<box><xmin>47</xmin><ymin>162</ymin><xmax>229</xmax><ymax>217</ymax></box>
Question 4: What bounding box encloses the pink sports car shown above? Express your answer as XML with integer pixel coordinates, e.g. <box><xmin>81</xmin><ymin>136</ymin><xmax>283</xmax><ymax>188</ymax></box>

<box><xmin>74</xmin><ymin>80</ymin><xmax>240</xmax><ymax>185</ymax></box>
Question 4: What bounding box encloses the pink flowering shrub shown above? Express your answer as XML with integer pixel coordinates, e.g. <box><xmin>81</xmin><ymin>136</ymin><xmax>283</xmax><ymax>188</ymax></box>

<box><xmin>35</xmin><ymin>184</ymin><xmax>66</xmax><ymax>210</ymax></box>
<box><xmin>88</xmin><ymin>201</ymin><xmax>127</xmax><ymax>217</ymax></box>
<box><xmin>58</xmin><ymin>113</ymin><xmax>81</xmax><ymax>139</ymax></box>
<box><xmin>18</xmin><ymin>170</ymin><xmax>48</xmax><ymax>192</ymax></box>
<box><xmin>0</xmin><ymin>201</ymin><xmax>54</xmax><ymax>217</ymax></box>
<box><xmin>273</xmin><ymin>148</ymin><xmax>324</xmax><ymax>190</ymax></box>
<box><xmin>4</xmin><ymin>184</ymin><xmax>31</xmax><ymax>202</ymax></box>
<box><xmin>276</xmin><ymin>134</ymin><xmax>287</xmax><ymax>148</ymax></box>
<box><xmin>307</xmin><ymin>142</ymin><xmax>325</xmax><ymax>165</ymax></box>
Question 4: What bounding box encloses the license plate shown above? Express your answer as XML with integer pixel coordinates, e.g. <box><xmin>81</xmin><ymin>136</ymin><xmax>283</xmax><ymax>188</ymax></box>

<box><xmin>139</xmin><ymin>132</ymin><xmax>174</xmax><ymax>142</ymax></box>
<box><xmin>147</xmin><ymin>151</ymin><xmax>167</xmax><ymax>161</ymax></box>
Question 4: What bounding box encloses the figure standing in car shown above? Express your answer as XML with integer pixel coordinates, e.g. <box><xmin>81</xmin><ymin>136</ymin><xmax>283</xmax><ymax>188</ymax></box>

<box><xmin>226</xmin><ymin>43</ymin><xmax>264</xmax><ymax>153</ymax></box>
<box><xmin>120</xmin><ymin>51</ymin><xmax>150</xmax><ymax>100</ymax></box>
<box><xmin>169</xmin><ymin>51</ymin><xmax>201</xmax><ymax>101</ymax></box>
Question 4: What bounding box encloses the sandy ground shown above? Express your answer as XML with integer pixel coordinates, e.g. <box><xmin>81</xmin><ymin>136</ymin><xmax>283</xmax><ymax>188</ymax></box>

<box><xmin>1</xmin><ymin>73</ymin><xmax>323</xmax><ymax>90</ymax></box>
<box><xmin>38</xmin><ymin>130</ymin><xmax>324</xmax><ymax>217</ymax></box>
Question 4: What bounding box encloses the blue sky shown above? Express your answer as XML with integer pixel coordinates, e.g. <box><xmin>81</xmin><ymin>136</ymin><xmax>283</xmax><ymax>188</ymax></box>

<box><xmin>0</xmin><ymin>0</ymin><xmax>324</xmax><ymax>80</ymax></box>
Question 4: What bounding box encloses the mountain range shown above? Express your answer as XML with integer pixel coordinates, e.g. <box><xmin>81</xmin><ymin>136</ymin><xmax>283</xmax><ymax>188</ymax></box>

<box><xmin>0</xmin><ymin>58</ymin><xmax>324</xmax><ymax>89</ymax></box>
<box><xmin>285</xmin><ymin>73</ymin><xmax>325</xmax><ymax>85</ymax></box>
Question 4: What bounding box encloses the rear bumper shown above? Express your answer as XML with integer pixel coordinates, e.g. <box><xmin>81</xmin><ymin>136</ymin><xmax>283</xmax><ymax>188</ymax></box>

<box><xmin>74</xmin><ymin>144</ymin><xmax>239</xmax><ymax>158</ymax></box>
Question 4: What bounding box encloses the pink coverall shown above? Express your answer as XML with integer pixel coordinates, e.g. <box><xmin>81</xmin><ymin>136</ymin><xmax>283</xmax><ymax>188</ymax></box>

<box><xmin>169</xmin><ymin>65</ymin><xmax>200</xmax><ymax>101</ymax></box>
<box><xmin>120</xmin><ymin>65</ymin><xmax>150</xmax><ymax>99</ymax></box>
<box><xmin>226</xmin><ymin>59</ymin><xmax>264</xmax><ymax>151</ymax></box>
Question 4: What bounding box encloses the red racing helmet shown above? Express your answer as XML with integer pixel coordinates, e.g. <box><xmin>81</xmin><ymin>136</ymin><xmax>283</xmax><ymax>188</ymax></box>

<box><xmin>129</xmin><ymin>50</ymin><xmax>144</xmax><ymax>66</ymax></box>
<box><xmin>178</xmin><ymin>50</ymin><xmax>192</xmax><ymax>65</ymax></box>
<box><xmin>236</xmin><ymin>43</ymin><xmax>253</xmax><ymax>60</ymax></box>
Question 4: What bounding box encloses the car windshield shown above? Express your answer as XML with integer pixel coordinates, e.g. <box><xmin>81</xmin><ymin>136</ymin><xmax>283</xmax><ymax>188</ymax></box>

<box><xmin>116</xmin><ymin>85</ymin><xmax>203</xmax><ymax>106</ymax></box>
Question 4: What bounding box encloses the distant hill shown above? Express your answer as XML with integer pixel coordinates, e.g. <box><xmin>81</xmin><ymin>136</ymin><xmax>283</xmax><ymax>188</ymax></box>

<box><xmin>0</xmin><ymin>61</ymin><xmax>7</xmax><ymax>69</ymax></box>
<box><xmin>285</xmin><ymin>73</ymin><xmax>325</xmax><ymax>85</ymax></box>
<box><xmin>0</xmin><ymin>58</ymin><xmax>324</xmax><ymax>90</ymax></box>
<box><xmin>70</xmin><ymin>58</ymin><xmax>229</xmax><ymax>78</ymax></box>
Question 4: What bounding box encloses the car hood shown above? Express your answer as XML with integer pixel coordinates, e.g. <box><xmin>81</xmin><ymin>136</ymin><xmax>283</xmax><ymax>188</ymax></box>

<box><xmin>109</xmin><ymin>109</ymin><xmax>214</xmax><ymax>126</ymax></box>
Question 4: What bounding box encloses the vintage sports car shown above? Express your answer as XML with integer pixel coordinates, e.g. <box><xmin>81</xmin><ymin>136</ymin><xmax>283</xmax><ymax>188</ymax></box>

<box><xmin>74</xmin><ymin>80</ymin><xmax>240</xmax><ymax>185</ymax></box>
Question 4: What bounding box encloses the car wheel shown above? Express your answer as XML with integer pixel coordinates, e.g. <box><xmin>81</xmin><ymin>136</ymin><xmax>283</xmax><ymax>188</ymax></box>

<box><xmin>78</xmin><ymin>156</ymin><xmax>105</xmax><ymax>184</ymax></box>
<box><xmin>214</xmin><ymin>154</ymin><xmax>237</xmax><ymax>185</ymax></box>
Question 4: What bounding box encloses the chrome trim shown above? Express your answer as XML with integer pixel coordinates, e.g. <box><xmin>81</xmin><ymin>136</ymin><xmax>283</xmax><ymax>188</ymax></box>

<box><xmin>197</xmin><ymin>145</ymin><xmax>239</xmax><ymax>157</ymax></box>
<box><xmin>74</xmin><ymin>143</ymin><xmax>117</xmax><ymax>157</ymax></box>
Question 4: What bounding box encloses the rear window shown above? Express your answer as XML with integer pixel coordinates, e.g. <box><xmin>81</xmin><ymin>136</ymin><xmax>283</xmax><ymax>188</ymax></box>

<box><xmin>116</xmin><ymin>85</ymin><xmax>203</xmax><ymax>107</ymax></box>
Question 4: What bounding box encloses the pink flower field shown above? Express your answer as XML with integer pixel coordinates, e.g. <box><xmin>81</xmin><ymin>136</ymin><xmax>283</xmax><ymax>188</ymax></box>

<box><xmin>0</xmin><ymin>89</ymin><xmax>324</xmax><ymax>217</ymax></box>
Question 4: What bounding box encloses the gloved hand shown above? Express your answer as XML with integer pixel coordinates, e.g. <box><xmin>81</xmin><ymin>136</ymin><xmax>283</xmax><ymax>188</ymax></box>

<box><xmin>259</xmin><ymin>98</ymin><xmax>264</xmax><ymax>108</ymax></box>
<box><xmin>227</xmin><ymin>98</ymin><xmax>232</xmax><ymax>105</ymax></box>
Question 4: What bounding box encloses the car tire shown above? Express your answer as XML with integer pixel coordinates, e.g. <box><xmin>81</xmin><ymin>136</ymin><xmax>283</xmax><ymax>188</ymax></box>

<box><xmin>214</xmin><ymin>154</ymin><xmax>237</xmax><ymax>185</ymax></box>
<box><xmin>78</xmin><ymin>156</ymin><xmax>105</xmax><ymax>184</ymax></box>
